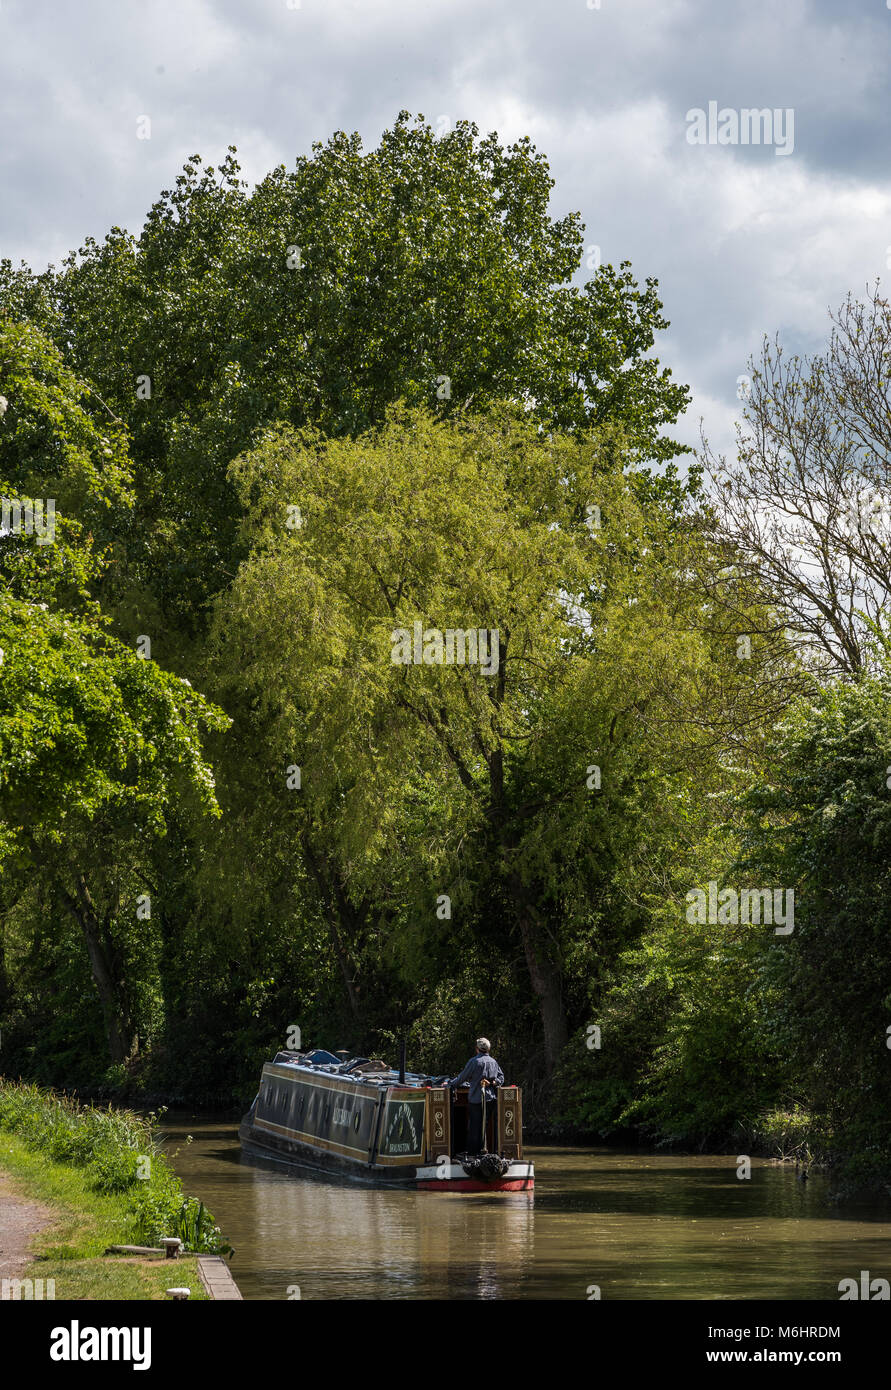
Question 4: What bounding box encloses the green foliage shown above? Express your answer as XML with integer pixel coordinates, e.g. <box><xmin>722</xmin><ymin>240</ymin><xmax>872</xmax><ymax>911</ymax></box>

<box><xmin>0</xmin><ymin>319</ymin><xmax>132</xmax><ymax>521</ymax></box>
<box><xmin>0</xmin><ymin>318</ymin><xmax>229</xmax><ymax>1067</ymax></box>
<box><xmin>0</xmin><ymin>1079</ymin><xmax>230</xmax><ymax>1252</ymax></box>
<box><xmin>5</xmin><ymin>116</ymin><xmax>689</xmax><ymax>631</ymax></box>
<box><xmin>747</xmin><ymin>1105</ymin><xmax>825</xmax><ymax>1164</ymax></box>
<box><xmin>738</xmin><ymin>672</ymin><xmax>891</xmax><ymax>1190</ymax></box>
<box><xmin>208</xmin><ymin>401</ymin><xmax>786</xmax><ymax>1092</ymax></box>
<box><xmin>0</xmin><ymin>596</ymin><xmax>226</xmax><ymax>839</ymax></box>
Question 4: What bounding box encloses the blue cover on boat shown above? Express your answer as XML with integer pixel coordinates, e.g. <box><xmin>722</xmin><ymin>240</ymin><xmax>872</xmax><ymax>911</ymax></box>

<box><xmin>303</xmin><ymin>1048</ymin><xmax>342</xmax><ymax>1066</ymax></box>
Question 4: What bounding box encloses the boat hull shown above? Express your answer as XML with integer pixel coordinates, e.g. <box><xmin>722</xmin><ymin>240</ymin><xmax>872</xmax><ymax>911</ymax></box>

<box><xmin>239</xmin><ymin>1117</ymin><xmax>534</xmax><ymax>1192</ymax></box>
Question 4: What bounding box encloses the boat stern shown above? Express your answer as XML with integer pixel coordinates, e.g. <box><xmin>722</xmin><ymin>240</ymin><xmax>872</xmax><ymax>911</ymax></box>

<box><xmin>415</xmin><ymin>1158</ymin><xmax>534</xmax><ymax>1192</ymax></box>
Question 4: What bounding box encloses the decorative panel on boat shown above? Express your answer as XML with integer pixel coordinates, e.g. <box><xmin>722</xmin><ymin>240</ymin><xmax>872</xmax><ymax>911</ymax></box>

<box><xmin>498</xmin><ymin>1086</ymin><xmax>522</xmax><ymax>1159</ymax></box>
<box><xmin>376</xmin><ymin>1090</ymin><xmax>427</xmax><ymax>1164</ymax></box>
<box><xmin>426</xmin><ymin>1087</ymin><xmax>450</xmax><ymax>1161</ymax></box>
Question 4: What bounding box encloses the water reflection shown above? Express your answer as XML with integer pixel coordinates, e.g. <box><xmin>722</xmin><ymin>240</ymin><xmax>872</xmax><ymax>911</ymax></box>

<box><xmin>161</xmin><ymin>1122</ymin><xmax>891</xmax><ymax>1301</ymax></box>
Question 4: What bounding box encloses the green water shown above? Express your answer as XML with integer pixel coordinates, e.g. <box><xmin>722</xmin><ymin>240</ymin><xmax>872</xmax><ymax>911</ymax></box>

<box><xmin>160</xmin><ymin>1118</ymin><xmax>891</xmax><ymax>1300</ymax></box>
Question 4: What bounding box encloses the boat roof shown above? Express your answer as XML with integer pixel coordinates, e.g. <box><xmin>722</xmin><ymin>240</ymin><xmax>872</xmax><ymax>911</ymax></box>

<box><xmin>267</xmin><ymin>1049</ymin><xmax>446</xmax><ymax>1090</ymax></box>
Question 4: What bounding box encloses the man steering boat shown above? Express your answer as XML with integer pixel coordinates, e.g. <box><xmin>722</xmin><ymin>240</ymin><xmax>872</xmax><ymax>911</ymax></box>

<box><xmin>446</xmin><ymin>1036</ymin><xmax>504</xmax><ymax>1155</ymax></box>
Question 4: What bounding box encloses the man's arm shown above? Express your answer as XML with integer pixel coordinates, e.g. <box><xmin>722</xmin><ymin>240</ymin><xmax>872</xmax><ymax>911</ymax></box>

<box><xmin>448</xmin><ymin>1058</ymin><xmax>476</xmax><ymax>1088</ymax></box>
<box><xmin>483</xmin><ymin>1059</ymin><xmax>504</xmax><ymax>1090</ymax></box>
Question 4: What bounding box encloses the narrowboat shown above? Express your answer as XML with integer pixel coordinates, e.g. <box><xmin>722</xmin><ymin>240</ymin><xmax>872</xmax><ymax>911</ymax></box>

<box><xmin>239</xmin><ymin>1048</ymin><xmax>534</xmax><ymax>1193</ymax></box>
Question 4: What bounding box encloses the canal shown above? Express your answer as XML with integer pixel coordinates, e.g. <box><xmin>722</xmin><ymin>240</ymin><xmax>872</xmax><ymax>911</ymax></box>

<box><xmin>161</xmin><ymin>1117</ymin><xmax>891</xmax><ymax>1300</ymax></box>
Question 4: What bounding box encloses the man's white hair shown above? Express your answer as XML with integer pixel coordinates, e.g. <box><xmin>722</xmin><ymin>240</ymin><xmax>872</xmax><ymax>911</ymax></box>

<box><xmin>476</xmin><ymin>1037</ymin><xmax>491</xmax><ymax>1052</ymax></box>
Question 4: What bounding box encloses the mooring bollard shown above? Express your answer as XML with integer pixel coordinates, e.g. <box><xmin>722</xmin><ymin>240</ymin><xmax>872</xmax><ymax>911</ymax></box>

<box><xmin>161</xmin><ymin>1237</ymin><xmax>183</xmax><ymax>1259</ymax></box>
<box><xmin>165</xmin><ymin>1287</ymin><xmax>191</xmax><ymax>1301</ymax></box>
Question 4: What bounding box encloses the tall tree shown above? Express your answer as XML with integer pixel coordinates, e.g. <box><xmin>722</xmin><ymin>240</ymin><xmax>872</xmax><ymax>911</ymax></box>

<box><xmin>0</xmin><ymin>322</ymin><xmax>228</xmax><ymax>1063</ymax></box>
<box><xmin>3</xmin><ymin>114</ymin><xmax>689</xmax><ymax>641</ymax></box>
<box><xmin>739</xmin><ymin>666</ymin><xmax>891</xmax><ymax>1190</ymax></box>
<box><xmin>703</xmin><ymin>283</ymin><xmax>891</xmax><ymax>676</ymax></box>
<box><xmin>211</xmin><ymin>404</ymin><xmax>777</xmax><ymax>1073</ymax></box>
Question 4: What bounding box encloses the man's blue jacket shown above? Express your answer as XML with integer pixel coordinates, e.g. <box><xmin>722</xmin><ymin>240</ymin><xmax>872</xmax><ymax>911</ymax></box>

<box><xmin>448</xmin><ymin>1053</ymin><xmax>504</xmax><ymax>1103</ymax></box>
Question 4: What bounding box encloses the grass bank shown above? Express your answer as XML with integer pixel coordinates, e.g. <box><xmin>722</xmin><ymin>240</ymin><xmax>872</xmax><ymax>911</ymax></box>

<box><xmin>0</xmin><ymin>1079</ymin><xmax>231</xmax><ymax>1300</ymax></box>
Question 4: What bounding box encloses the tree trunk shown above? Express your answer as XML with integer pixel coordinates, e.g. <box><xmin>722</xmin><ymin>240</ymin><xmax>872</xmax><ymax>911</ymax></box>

<box><xmin>326</xmin><ymin>903</ymin><xmax>362</xmax><ymax>1023</ymax></box>
<box><xmin>506</xmin><ymin>870</ymin><xmax>568</xmax><ymax>1074</ymax></box>
<box><xmin>63</xmin><ymin>875</ymin><xmax>136</xmax><ymax>1064</ymax></box>
<box><xmin>0</xmin><ymin>930</ymin><xmax>10</xmax><ymax>1019</ymax></box>
<box><xmin>518</xmin><ymin>914</ymin><xmax>568</xmax><ymax>1074</ymax></box>
<box><xmin>302</xmin><ymin>838</ymin><xmax>361</xmax><ymax>1021</ymax></box>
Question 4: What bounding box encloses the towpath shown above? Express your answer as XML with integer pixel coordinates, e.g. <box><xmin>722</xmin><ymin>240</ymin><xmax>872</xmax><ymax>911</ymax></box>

<box><xmin>0</xmin><ymin>1169</ymin><xmax>52</xmax><ymax>1283</ymax></box>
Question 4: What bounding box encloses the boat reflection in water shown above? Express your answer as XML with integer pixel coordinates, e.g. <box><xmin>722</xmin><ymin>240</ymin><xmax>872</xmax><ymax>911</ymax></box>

<box><xmin>239</xmin><ymin>1048</ymin><xmax>534</xmax><ymax>1193</ymax></box>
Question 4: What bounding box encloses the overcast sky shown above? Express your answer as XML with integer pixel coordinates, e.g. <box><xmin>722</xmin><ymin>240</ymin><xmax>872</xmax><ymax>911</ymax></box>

<box><xmin>2</xmin><ymin>0</ymin><xmax>890</xmax><ymax>462</ymax></box>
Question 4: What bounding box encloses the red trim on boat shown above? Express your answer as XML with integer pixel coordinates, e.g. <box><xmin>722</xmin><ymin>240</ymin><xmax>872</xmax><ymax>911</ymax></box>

<box><xmin>416</xmin><ymin>1178</ymin><xmax>533</xmax><ymax>1191</ymax></box>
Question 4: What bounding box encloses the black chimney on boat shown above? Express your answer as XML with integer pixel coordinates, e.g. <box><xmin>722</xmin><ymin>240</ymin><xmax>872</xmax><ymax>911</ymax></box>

<box><xmin>399</xmin><ymin>1038</ymin><xmax>406</xmax><ymax>1084</ymax></box>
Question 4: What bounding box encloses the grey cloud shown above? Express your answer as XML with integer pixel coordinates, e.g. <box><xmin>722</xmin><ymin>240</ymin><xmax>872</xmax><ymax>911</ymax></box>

<box><xmin>1</xmin><ymin>0</ymin><xmax>888</xmax><ymax>466</ymax></box>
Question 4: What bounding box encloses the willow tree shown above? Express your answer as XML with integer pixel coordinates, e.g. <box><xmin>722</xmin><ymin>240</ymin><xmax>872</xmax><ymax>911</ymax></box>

<box><xmin>210</xmin><ymin>404</ymin><xmax>784</xmax><ymax>1075</ymax></box>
